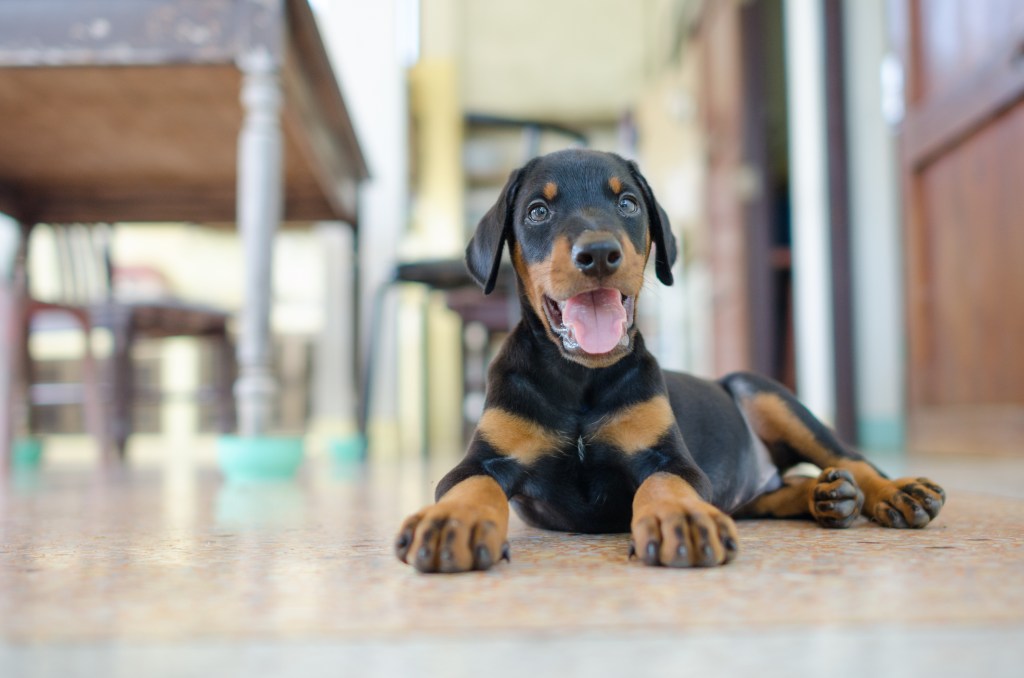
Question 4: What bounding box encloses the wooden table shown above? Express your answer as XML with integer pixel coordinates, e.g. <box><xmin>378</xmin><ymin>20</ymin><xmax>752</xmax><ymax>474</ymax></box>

<box><xmin>0</xmin><ymin>0</ymin><xmax>367</xmax><ymax>473</ymax></box>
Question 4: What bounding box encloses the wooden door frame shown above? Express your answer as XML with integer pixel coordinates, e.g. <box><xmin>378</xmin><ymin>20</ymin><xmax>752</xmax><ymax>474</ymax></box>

<box><xmin>823</xmin><ymin>0</ymin><xmax>857</xmax><ymax>443</ymax></box>
<box><xmin>740</xmin><ymin>0</ymin><xmax>857</xmax><ymax>441</ymax></box>
<box><xmin>888</xmin><ymin>0</ymin><xmax>1024</xmax><ymax>455</ymax></box>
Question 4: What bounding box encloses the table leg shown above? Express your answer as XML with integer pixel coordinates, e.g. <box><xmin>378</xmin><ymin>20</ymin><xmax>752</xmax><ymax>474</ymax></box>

<box><xmin>0</xmin><ymin>280</ymin><xmax>14</xmax><ymax>478</ymax></box>
<box><xmin>217</xmin><ymin>50</ymin><xmax>303</xmax><ymax>482</ymax></box>
<box><xmin>235</xmin><ymin>52</ymin><xmax>283</xmax><ymax>438</ymax></box>
<box><xmin>1</xmin><ymin>225</ymin><xmax>28</xmax><ymax>477</ymax></box>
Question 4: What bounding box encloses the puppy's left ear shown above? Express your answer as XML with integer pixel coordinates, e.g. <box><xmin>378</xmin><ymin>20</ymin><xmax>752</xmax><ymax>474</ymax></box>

<box><xmin>466</xmin><ymin>167</ymin><xmax>523</xmax><ymax>294</ymax></box>
<box><xmin>628</xmin><ymin>161</ymin><xmax>677</xmax><ymax>285</ymax></box>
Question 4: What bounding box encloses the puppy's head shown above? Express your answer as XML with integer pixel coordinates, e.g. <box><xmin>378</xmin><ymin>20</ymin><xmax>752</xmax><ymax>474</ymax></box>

<box><xmin>466</xmin><ymin>149</ymin><xmax>677</xmax><ymax>368</ymax></box>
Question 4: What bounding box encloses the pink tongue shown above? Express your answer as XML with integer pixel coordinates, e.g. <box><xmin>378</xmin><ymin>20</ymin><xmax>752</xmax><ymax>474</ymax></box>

<box><xmin>563</xmin><ymin>289</ymin><xmax>627</xmax><ymax>354</ymax></box>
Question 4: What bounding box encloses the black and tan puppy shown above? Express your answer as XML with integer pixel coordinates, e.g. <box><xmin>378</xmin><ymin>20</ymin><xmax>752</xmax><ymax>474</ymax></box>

<box><xmin>395</xmin><ymin>149</ymin><xmax>945</xmax><ymax>573</ymax></box>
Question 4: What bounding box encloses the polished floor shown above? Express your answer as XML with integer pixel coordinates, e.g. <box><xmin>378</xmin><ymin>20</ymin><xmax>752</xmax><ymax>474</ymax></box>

<box><xmin>1</xmin><ymin>437</ymin><xmax>1023</xmax><ymax>677</ymax></box>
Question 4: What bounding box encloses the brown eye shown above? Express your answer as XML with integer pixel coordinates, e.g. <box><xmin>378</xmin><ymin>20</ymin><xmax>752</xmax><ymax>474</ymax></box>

<box><xmin>528</xmin><ymin>203</ymin><xmax>550</xmax><ymax>223</ymax></box>
<box><xmin>618</xmin><ymin>195</ymin><xmax>639</xmax><ymax>215</ymax></box>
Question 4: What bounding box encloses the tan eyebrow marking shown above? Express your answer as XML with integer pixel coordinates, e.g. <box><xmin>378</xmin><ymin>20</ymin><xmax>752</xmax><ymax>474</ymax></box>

<box><xmin>543</xmin><ymin>182</ymin><xmax>558</xmax><ymax>201</ymax></box>
<box><xmin>608</xmin><ymin>176</ymin><xmax>622</xmax><ymax>194</ymax></box>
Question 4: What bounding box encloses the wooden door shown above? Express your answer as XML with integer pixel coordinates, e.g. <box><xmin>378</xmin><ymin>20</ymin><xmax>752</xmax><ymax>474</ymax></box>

<box><xmin>700</xmin><ymin>0</ymin><xmax>753</xmax><ymax>376</ymax></box>
<box><xmin>699</xmin><ymin>0</ymin><xmax>795</xmax><ymax>387</ymax></box>
<box><xmin>891</xmin><ymin>0</ymin><xmax>1024</xmax><ymax>455</ymax></box>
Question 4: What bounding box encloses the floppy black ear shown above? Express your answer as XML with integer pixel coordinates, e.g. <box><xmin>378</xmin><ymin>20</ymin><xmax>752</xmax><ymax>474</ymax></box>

<box><xmin>627</xmin><ymin>161</ymin><xmax>678</xmax><ymax>286</ymax></box>
<box><xmin>466</xmin><ymin>167</ymin><xmax>523</xmax><ymax>294</ymax></box>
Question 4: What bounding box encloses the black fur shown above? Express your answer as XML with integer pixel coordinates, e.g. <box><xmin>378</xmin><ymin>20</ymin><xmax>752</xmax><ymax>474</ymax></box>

<box><xmin>440</xmin><ymin>149</ymin><xmax>870</xmax><ymax>534</ymax></box>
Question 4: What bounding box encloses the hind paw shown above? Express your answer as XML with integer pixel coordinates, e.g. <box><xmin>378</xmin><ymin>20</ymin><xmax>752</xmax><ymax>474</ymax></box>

<box><xmin>810</xmin><ymin>468</ymin><xmax>864</xmax><ymax>529</ymax></box>
<box><xmin>867</xmin><ymin>477</ymin><xmax>946</xmax><ymax>528</ymax></box>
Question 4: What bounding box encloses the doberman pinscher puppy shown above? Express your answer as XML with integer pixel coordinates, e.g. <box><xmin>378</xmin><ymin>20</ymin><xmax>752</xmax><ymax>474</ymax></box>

<box><xmin>395</xmin><ymin>149</ymin><xmax>946</xmax><ymax>573</ymax></box>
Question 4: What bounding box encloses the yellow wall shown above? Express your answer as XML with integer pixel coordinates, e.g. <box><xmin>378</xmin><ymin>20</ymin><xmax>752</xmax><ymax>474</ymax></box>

<box><xmin>402</xmin><ymin>57</ymin><xmax>466</xmax><ymax>455</ymax></box>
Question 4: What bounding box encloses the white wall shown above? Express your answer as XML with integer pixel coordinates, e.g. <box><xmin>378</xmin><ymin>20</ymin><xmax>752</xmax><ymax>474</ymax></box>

<box><xmin>313</xmin><ymin>0</ymin><xmax>410</xmax><ymax>428</ymax></box>
<box><xmin>784</xmin><ymin>0</ymin><xmax>836</xmax><ymax>424</ymax></box>
<box><xmin>844</xmin><ymin>0</ymin><xmax>906</xmax><ymax>452</ymax></box>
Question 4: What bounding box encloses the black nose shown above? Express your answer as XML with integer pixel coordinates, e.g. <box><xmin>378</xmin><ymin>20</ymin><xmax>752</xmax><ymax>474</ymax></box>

<box><xmin>573</xmin><ymin>237</ymin><xmax>623</xmax><ymax>277</ymax></box>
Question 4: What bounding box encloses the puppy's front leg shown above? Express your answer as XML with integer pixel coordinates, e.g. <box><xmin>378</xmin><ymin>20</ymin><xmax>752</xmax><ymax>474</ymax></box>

<box><xmin>631</xmin><ymin>472</ymin><xmax>739</xmax><ymax>568</ymax></box>
<box><xmin>396</xmin><ymin>474</ymin><xmax>510</xmax><ymax>573</ymax></box>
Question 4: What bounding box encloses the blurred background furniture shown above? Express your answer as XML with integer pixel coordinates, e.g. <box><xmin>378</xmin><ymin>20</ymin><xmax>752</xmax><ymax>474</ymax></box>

<box><xmin>14</xmin><ymin>224</ymin><xmax>109</xmax><ymax>463</ymax></box>
<box><xmin>357</xmin><ymin>117</ymin><xmax>587</xmax><ymax>454</ymax></box>
<box><xmin>358</xmin><ymin>258</ymin><xmax>518</xmax><ymax>457</ymax></box>
<box><xmin>0</xmin><ymin>0</ymin><xmax>367</xmax><ymax>472</ymax></box>
<box><xmin>17</xmin><ymin>223</ymin><xmax>236</xmax><ymax>461</ymax></box>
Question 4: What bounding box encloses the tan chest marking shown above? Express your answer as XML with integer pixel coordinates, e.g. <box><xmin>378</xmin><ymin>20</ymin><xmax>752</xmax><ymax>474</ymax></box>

<box><xmin>478</xmin><ymin>408</ymin><xmax>567</xmax><ymax>464</ymax></box>
<box><xmin>594</xmin><ymin>395</ymin><xmax>675</xmax><ymax>454</ymax></box>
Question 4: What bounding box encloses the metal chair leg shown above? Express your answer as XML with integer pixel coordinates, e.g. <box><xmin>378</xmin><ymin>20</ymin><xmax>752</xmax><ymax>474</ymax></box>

<box><xmin>107</xmin><ymin>310</ymin><xmax>134</xmax><ymax>460</ymax></box>
<box><xmin>77</xmin><ymin>319</ymin><xmax>115</xmax><ymax>467</ymax></box>
<box><xmin>357</xmin><ymin>281</ymin><xmax>395</xmax><ymax>457</ymax></box>
<box><xmin>213</xmin><ymin>332</ymin><xmax>238</xmax><ymax>434</ymax></box>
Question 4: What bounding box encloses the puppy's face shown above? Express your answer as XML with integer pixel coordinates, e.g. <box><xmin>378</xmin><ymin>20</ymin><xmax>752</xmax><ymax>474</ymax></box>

<box><xmin>509</xmin><ymin>155</ymin><xmax>650</xmax><ymax>367</ymax></box>
<box><xmin>467</xmin><ymin>150</ymin><xmax>677</xmax><ymax>368</ymax></box>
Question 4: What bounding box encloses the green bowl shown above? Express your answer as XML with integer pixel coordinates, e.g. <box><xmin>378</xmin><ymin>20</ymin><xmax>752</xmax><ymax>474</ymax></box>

<box><xmin>217</xmin><ymin>435</ymin><xmax>304</xmax><ymax>483</ymax></box>
<box><xmin>13</xmin><ymin>437</ymin><xmax>43</xmax><ymax>469</ymax></box>
<box><xmin>328</xmin><ymin>435</ymin><xmax>365</xmax><ymax>464</ymax></box>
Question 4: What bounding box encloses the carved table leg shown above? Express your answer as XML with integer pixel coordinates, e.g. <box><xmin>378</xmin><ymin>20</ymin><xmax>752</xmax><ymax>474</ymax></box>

<box><xmin>1</xmin><ymin>223</ymin><xmax>30</xmax><ymax>477</ymax></box>
<box><xmin>234</xmin><ymin>51</ymin><xmax>283</xmax><ymax>438</ymax></box>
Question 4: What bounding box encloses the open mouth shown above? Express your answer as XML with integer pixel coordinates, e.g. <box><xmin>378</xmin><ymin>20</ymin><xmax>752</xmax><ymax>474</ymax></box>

<box><xmin>543</xmin><ymin>288</ymin><xmax>636</xmax><ymax>355</ymax></box>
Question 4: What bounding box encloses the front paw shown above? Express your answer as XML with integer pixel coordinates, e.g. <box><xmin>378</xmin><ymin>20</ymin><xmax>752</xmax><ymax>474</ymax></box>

<box><xmin>630</xmin><ymin>500</ymin><xmax>739</xmax><ymax>568</ymax></box>
<box><xmin>867</xmin><ymin>477</ymin><xmax>946</xmax><ymax>528</ymax></box>
<box><xmin>395</xmin><ymin>504</ymin><xmax>509</xmax><ymax>573</ymax></box>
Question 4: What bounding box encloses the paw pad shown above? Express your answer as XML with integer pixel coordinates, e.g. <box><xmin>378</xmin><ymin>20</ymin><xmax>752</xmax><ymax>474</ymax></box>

<box><xmin>812</xmin><ymin>467</ymin><xmax>864</xmax><ymax>529</ymax></box>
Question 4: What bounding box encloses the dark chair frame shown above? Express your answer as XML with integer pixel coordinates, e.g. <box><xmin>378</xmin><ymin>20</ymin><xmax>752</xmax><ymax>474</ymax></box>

<box><xmin>16</xmin><ymin>222</ymin><xmax>236</xmax><ymax>461</ymax></box>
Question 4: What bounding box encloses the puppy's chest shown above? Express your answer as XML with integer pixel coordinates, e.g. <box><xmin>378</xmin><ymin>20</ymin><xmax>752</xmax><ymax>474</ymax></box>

<box><xmin>488</xmin><ymin>405</ymin><xmax>607</xmax><ymax>465</ymax></box>
<box><xmin>512</xmin><ymin>412</ymin><xmax>641</xmax><ymax>534</ymax></box>
<box><xmin>552</xmin><ymin>412</ymin><xmax>635</xmax><ymax>463</ymax></box>
<box><xmin>554</xmin><ymin>395</ymin><xmax>674</xmax><ymax>460</ymax></box>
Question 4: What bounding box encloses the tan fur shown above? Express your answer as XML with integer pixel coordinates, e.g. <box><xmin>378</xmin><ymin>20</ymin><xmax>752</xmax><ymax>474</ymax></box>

<box><xmin>738</xmin><ymin>469</ymin><xmax>865</xmax><ymax>527</ymax></box>
<box><xmin>746</xmin><ymin>394</ymin><xmax>891</xmax><ymax>496</ymax></box>
<box><xmin>400</xmin><ymin>475</ymin><xmax>510</xmax><ymax>572</ymax></box>
<box><xmin>746</xmin><ymin>394</ymin><xmax>833</xmax><ymax>467</ymax></box>
<box><xmin>743</xmin><ymin>393</ymin><xmax>944</xmax><ymax>527</ymax></box>
<box><xmin>524</xmin><ymin>236</ymin><xmax>643</xmax><ymax>368</ymax></box>
<box><xmin>741</xmin><ymin>475</ymin><xmax>817</xmax><ymax>516</ymax></box>
<box><xmin>631</xmin><ymin>472</ymin><xmax>738</xmax><ymax>567</ymax></box>
<box><xmin>608</xmin><ymin>176</ymin><xmax>622</xmax><ymax>194</ymax></box>
<box><xmin>632</xmin><ymin>472</ymin><xmax>702</xmax><ymax>516</ymax></box>
<box><xmin>543</xmin><ymin>181</ymin><xmax>558</xmax><ymax>201</ymax></box>
<box><xmin>521</xmin><ymin>233</ymin><xmax>647</xmax><ymax>368</ymax></box>
<box><xmin>525</xmin><ymin>236</ymin><xmax>578</xmax><ymax>310</ymax></box>
<box><xmin>436</xmin><ymin>475</ymin><xmax>509</xmax><ymax>520</ymax></box>
<box><xmin>525</xmin><ymin>235</ymin><xmax>646</xmax><ymax>306</ymax></box>
<box><xmin>835</xmin><ymin>459</ymin><xmax>890</xmax><ymax>497</ymax></box>
<box><xmin>836</xmin><ymin>461</ymin><xmax>945</xmax><ymax>526</ymax></box>
<box><xmin>595</xmin><ymin>395</ymin><xmax>674</xmax><ymax>454</ymax></box>
<box><xmin>478</xmin><ymin>407</ymin><xmax>566</xmax><ymax>464</ymax></box>
<box><xmin>511</xmin><ymin>242</ymin><xmax>531</xmax><ymax>285</ymax></box>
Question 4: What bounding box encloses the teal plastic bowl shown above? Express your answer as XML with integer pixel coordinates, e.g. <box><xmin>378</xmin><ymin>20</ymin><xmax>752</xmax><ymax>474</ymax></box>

<box><xmin>13</xmin><ymin>437</ymin><xmax>43</xmax><ymax>469</ymax></box>
<box><xmin>328</xmin><ymin>435</ymin><xmax>365</xmax><ymax>464</ymax></box>
<box><xmin>217</xmin><ymin>435</ymin><xmax>304</xmax><ymax>483</ymax></box>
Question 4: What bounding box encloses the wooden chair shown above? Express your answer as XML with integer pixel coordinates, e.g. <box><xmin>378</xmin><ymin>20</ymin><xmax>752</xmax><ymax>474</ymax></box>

<box><xmin>20</xmin><ymin>223</ymin><xmax>236</xmax><ymax>461</ymax></box>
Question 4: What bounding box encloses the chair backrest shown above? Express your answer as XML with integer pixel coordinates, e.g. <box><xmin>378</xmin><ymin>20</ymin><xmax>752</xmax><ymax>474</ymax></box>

<box><xmin>31</xmin><ymin>223</ymin><xmax>113</xmax><ymax>305</ymax></box>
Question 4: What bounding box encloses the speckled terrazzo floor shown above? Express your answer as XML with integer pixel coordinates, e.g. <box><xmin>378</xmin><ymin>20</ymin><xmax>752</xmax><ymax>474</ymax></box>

<box><xmin>1</xmin><ymin>439</ymin><xmax>1023</xmax><ymax>677</ymax></box>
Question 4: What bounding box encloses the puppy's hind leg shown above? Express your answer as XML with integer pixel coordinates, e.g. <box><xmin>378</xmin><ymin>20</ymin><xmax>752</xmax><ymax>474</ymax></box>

<box><xmin>734</xmin><ymin>468</ymin><xmax>863</xmax><ymax>528</ymax></box>
<box><xmin>721</xmin><ymin>372</ymin><xmax>945</xmax><ymax>529</ymax></box>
